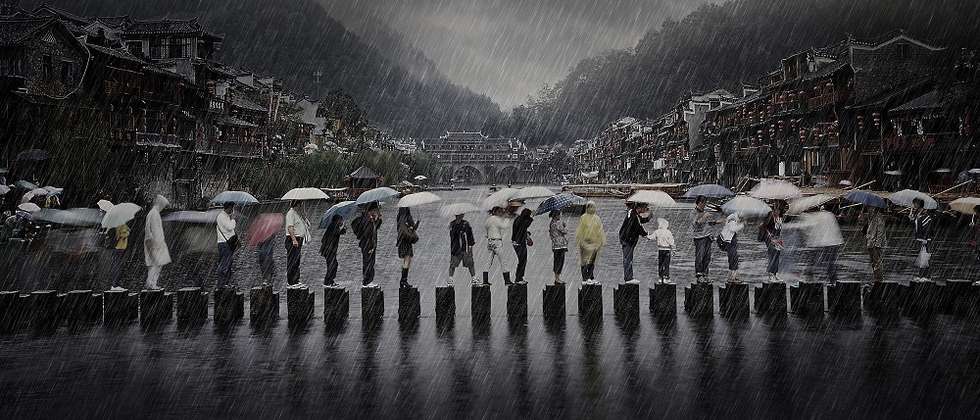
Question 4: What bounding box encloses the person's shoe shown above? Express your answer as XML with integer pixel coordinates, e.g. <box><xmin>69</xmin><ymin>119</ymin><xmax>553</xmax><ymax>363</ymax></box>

<box><xmin>625</xmin><ymin>279</ymin><xmax>639</xmax><ymax>285</ymax></box>
<box><xmin>364</xmin><ymin>282</ymin><xmax>379</xmax><ymax>288</ymax></box>
<box><xmin>503</xmin><ymin>272</ymin><xmax>513</xmax><ymax>285</ymax></box>
<box><xmin>972</xmin><ymin>280</ymin><xmax>980</xmax><ymax>287</ymax></box>
<box><xmin>109</xmin><ymin>286</ymin><xmax>125</xmax><ymax>292</ymax></box>
<box><xmin>472</xmin><ymin>277</ymin><xmax>483</xmax><ymax>285</ymax></box>
<box><xmin>482</xmin><ymin>272</ymin><xmax>490</xmax><ymax>285</ymax></box>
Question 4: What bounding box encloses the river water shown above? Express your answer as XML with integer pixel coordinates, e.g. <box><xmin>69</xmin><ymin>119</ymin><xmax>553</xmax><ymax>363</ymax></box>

<box><xmin>1</xmin><ymin>187</ymin><xmax>979</xmax><ymax>418</ymax></box>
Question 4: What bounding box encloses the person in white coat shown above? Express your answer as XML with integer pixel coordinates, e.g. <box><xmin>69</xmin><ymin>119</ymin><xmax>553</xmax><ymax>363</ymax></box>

<box><xmin>144</xmin><ymin>195</ymin><xmax>171</xmax><ymax>290</ymax></box>
<box><xmin>215</xmin><ymin>201</ymin><xmax>237</xmax><ymax>288</ymax></box>
<box><xmin>484</xmin><ymin>206</ymin><xmax>513</xmax><ymax>285</ymax></box>
<box><xmin>719</xmin><ymin>213</ymin><xmax>744</xmax><ymax>282</ymax></box>
<box><xmin>786</xmin><ymin>208</ymin><xmax>843</xmax><ymax>284</ymax></box>
<box><xmin>647</xmin><ymin>218</ymin><xmax>675</xmax><ymax>284</ymax></box>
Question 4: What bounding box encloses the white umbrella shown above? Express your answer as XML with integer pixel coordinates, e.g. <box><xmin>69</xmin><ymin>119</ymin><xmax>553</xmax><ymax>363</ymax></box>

<box><xmin>750</xmin><ymin>179</ymin><xmax>802</xmax><ymax>200</ymax></box>
<box><xmin>413</xmin><ymin>175</ymin><xmax>428</xmax><ymax>181</ymax></box>
<box><xmin>281</xmin><ymin>187</ymin><xmax>330</xmax><ymax>201</ymax></box>
<box><xmin>101</xmin><ymin>202</ymin><xmax>141</xmax><ymax>228</ymax></box>
<box><xmin>96</xmin><ymin>199</ymin><xmax>114</xmax><ymax>212</ymax></box>
<box><xmin>440</xmin><ymin>202</ymin><xmax>481</xmax><ymax>217</ymax></box>
<box><xmin>949</xmin><ymin>197</ymin><xmax>980</xmax><ymax>215</ymax></box>
<box><xmin>0</xmin><ymin>185</ymin><xmax>10</xmax><ymax>195</ymax></box>
<box><xmin>788</xmin><ymin>194</ymin><xmax>836</xmax><ymax>215</ymax></box>
<box><xmin>626</xmin><ymin>190</ymin><xmax>676</xmax><ymax>207</ymax></box>
<box><xmin>17</xmin><ymin>202</ymin><xmax>41</xmax><ymax>213</ymax></box>
<box><xmin>21</xmin><ymin>187</ymin><xmax>49</xmax><ymax>203</ymax></box>
<box><xmin>398</xmin><ymin>192</ymin><xmax>442</xmax><ymax>208</ymax></box>
<box><xmin>356</xmin><ymin>187</ymin><xmax>400</xmax><ymax>205</ymax></box>
<box><xmin>512</xmin><ymin>186</ymin><xmax>555</xmax><ymax>201</ymax></box>
<box><xmin>722</xmin><ymin>196</ymin><xmax>771</xmax><ymax>217</ymax></box>
<box><xmin>482</xmin><ymin>187</ymin><xmax>519</xmax><ymax>210</ymax></box>
<box><xmin>888</xmin><ymin>189</ymin><xmax>938</xmax><ymax>209</ymax></box>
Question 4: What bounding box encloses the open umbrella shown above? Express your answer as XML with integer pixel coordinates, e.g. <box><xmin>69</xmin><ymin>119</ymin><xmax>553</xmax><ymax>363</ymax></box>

<box><xmin>21</xmin><ymin>187</ymin><xmax>49</xmax><ymax>203</ymax></box>
<box><xmin>888</xmin><ymin>189</ymin><xmax>938</xmax><ymax>209</ymax></box>
<box><xmin>14</xmin><ymin>180</ymin><xmax>38</xmax><ymax>190</ymax></box>
<box><xmin>440</xmin><ymin>202</ymin><xmax>481</xmax><ymax>218</ymax></box>
<box><xmin>319</xmin><ymin>201</ymin><xmax>358</xmax><ymax>228</ymax></box>
<box><xmin>17</xmin><ymin>202</ymin><xmax>41</xmax><ymax>213</ymax></box>
<box><xmin>0</xmin><ymin>185</ymin><xmax>9</xmax><ymax>195</ymax></box>
<box><xmin>844</xmin><ymin>190</ymin><xmax>888</xmax><ymax>208</ymax></box>
<box><xmin>281</xmin><ymin>187</ymin><xmax>330</xmax><ymax>201</ymax></box>
<box><xmin>512</xmin><ymin>186</ymin><xmax>555</xmax><ymax>201</ymax></box>
<box><xmin>42</xmin><ymin>186</ymin><xmax>63</xmax><ymax>195</ymax></box>
<box><xmin>356</xmin><ymin>187</ymin><xmax>400</xmax><ymax>205</ymax></box>
<box><xmin>398</xmin><ymin>192</ymin><xmax>441</xmax><ymax>208</ymax></box>
<box><xmin>683</xmin><ymin>184</ymin><xmax>735</xmax><ymax>199</ymax></box>
<box><xmin>161</xmin><ymin>209</ymin><xmax>222</xmax><ymax>224</ymax></box>
<box><xmin>34</xmin><ymin>208</ymin><xmax>104</xmax><ymax>227</ymax></box>
<box><xmin>15</xmin><ymin>149</ymin><xmax>49</xmax><ymax>162</ymax></box>
<box><xmin>413</xmin><ymin>175</ymin><xmax>428</xmax><ymax>181</ymax></box>
<box><xmin>721</xmin><ymin>196</ymin><xmax>771</xmax><ymax>217</ymax></box>
<box><xmin>750</xmin><ymin>179</ymin><xmax>801</xmax><ymax>200</ymax></box>
<box><xmin>482</xmin><ymin>187</ymin><xmax>519</xmax><ymax>210</ymax></box>
<box><xmin>535</xmin><ymin>193</ymin><xmax>587</xmax><ymax>215</ymax></box>
<box><xmin>211</xmin><ymin>190</ymin><xmax>259</xmax><ymax>206</ymax></box>
<box><xmin>626</xmin><ymin>190</ymin><xmax>676</xmax><ymax>207</ymax></box>
<box><xmin>884</xmin><ymin>170</ymin><xmax>903</xmax><ymax>176</ymax></box>
<box><xmin>247</xmin><ymin>213</ymin><xmax>285</xmax><ymax>246</ymax></box>
<box><xmin>788</xmin><ymin>194</ymin><xmax>836</xmax><ymax>215</ymax></box>
<box><xmin>97</xmin><ymin>199</ymin><xmax>114</xmax><ymax>212</ymax></box>
<box><xmin>949</xmin><ymin>197</ymin><xmax>980</xmax><ymax>215</ymax></box>
<box><xmin>101</xmin><ymin>203</ymin><xmax>141</xmax><ymax>228</ymax></box>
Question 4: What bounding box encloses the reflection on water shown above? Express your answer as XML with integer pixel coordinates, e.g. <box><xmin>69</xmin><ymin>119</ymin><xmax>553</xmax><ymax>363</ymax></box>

<box><xmin>1</xmin><ymin>186</ymin><xmax>980</xmax><ymax>417</ymax></box>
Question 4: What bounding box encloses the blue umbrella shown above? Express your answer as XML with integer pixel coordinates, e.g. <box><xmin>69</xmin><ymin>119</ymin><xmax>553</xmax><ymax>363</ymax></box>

<box><xmin>683</xmin><ymin>184</ymin><xmax>735</xmax><ymax>199</ymax></box>
<box><xmin>210</xmin><ymin>190</ymin><xmax>259</xmax><ymax>206</ymax></box>
<box><xmin>320</xmin><ymin>200</ymin><xmax>358</xmax><ymax>228</ymax></box>
<box><xmin>356</xmin><ymin>187</ymin><xmax>400</xmax><ymax>205</ymax></box>
<box><xmin>535</xmin><ymin>193</ymin><xmax>587</xmax><ymax>215</ymax></box>
<box><xmin>844</xmin><ymin>190</ymin><xmax>888</xmax><ymax>208</ymax></box>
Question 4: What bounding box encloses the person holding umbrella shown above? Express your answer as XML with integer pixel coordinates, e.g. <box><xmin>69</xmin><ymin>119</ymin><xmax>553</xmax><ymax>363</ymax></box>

<box><xmin>908</xmin><ymin>198</ymin><xmax>933</xmax><ymax>281</ymax></box>
<box><xmin>352</xmin><ymin>203</ymin><xmax>382</xmax><ymax>287</ymax></box>
<box><xmin>320</xmin><ymin>214</ymin><xmax>345</xmax><ymax>287</ymax></box>
<box><xmin>760</xmin><ymin>201</ymin><xmax>786</xmax><ymax>283</ymax></box>
<box><xmin>484</xmin><ymin>206</ymin><xmax>513</xmax><ymax>285</ymax></box>
<box><xmin>618</xmin><ymin>202</ymin><xmax>649</xmax><ymax>284</ymax></box>
<box><xmin>549</xmin><ymin>210</ymin><xmax>568</xmax><ymax>285</ymax></box>
<box><xmin>449</xmin><ymin>212</ymin><xmax>477</xmax><ymax>286</ymax></box>
<box><xmin>860</xmin><ymin>207</ymin><xmax>888</xmax><ymax>282</ymax></box>
<box><xmin>144</xmin><ymin>195</ymin><xmax>171</xmax><ymax>290</ymax></box>
<box><xmin>718</xmin><ymin>213</ymin><xmax>743</xmax><ymax>282</ymax></box>
<box><xmin>692</xmin><ymin>196</ymin><xmax>720</xmax><ymax>282</ymax></box>
<box><xmin>215</xmin><ymin>202</ymin><xmax>237</xmax><ymax>288</ymax></box>
<box><xmin>284</xmin><ymin>200</ymin><xmax>311</xmax><ymax>286</ymax></box>
<box><xmin>576</xmin><ymin>201</ymin><xmax>606</xmax><ymax>283</ymax></box>
<box><xmin>246</xmin><ymin>213</ymin><xmax>283</xmax><ymax>287</ymax></box>
<box><xmin>511</xmin><ymin>208</ymin><xmax>533</xmax><ymax>284</ymax></box>
<box><xmin>109</xmin><ymin>221</ymin><xmax>130</xmax><ymax>291</ymax></box>
<box><xmin>396</xmin><ymin>207</ymin><xmax>420</xmax><ymax>287</ymax></box>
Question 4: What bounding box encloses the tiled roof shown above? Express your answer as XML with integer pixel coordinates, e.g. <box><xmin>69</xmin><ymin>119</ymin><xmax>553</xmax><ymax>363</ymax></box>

<box><xmin>86</xmin><ymin>42</ymin><xmax>144</xmax><ymax>63</ymax></box>
<box><xmin>891</xmin><ymin>90</ymin><xmax>943</xmax><ymax>112</ymax></box>
<box><xmin>217</xmin><ymin>115</ymin><xmax>258</xmax><ymax>128</ymax></box>
<box><xmin>123</xmin><ymin>18</ymin><xmax>203</xmax><ymax>34</ymax></box>
<box><xmin>231</xmin><ymin>95</ymin><xmax>267</xmax><ymax>112</ymax></box>
<box><xmin>0</xmin><ymin>18</ymin><xmax>56</xmax><ymax>46</ymax></box>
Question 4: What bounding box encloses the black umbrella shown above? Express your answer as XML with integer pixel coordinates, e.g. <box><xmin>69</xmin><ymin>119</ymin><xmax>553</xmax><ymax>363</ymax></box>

<box><xmin>15</xmin><ymin>149</ymin><xmax>50</xmax><ymax>162</ymax></box>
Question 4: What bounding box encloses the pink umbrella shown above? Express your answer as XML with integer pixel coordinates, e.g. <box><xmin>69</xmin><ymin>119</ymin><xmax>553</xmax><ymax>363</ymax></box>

<box><xmin>247</xmin><ymin>213</ymin><xmax>284</xmax><ymax>246</ymax></box>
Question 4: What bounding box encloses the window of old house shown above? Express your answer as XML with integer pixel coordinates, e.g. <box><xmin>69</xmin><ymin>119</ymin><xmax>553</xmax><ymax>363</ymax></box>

<box><xmin>42</xmin><ymin>55</ymin><xmax>53</xmax><ymax>80</ymax></box>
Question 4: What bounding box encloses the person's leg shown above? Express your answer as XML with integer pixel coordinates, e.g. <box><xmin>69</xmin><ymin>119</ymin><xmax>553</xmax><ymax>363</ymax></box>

<box><xmin>825</xmin><ymin>246</ymin><xmax>839</xmax><ymax>284</ymax></box>
<box><xmin>516</xmin><ymin>243</ymin><xmax>528</xmax><ymax>282</ymax></box>
<box><xmin>366</xmin><ymin>250</ymin><xmax>376</xmax><ymax>285</ymax></box>
<box><xmin>767</xmin><ymin>246</ymin><xmax>780</xmax><ymax>275</ymax></box>
<box><xmin>465</xmin><ymin>249</ymin><xmax>476</xmax><ymax>277</ymax></box>
<box><xmin>401</xmin><ymin>256</ymin><xmax>412</xmax><ymax>286</ymax></box>
<box><xmin>361</xmin><ymin>249</ymin><xmax>371</xmax><ymax>286</ymax></box>
<box><xmin>622</xmin><ymin>241</ymin><xmax>635</xmax><ymax>281</ymax></box>
<box><xmin>146</xmin><ymin>265</ymin><xmax>161</xmax><ymax>289</ymax></box>
<box><xmin>918</xmin><ymin>244</ymin><xmax>930</xmax><ymax>279</ymax></box>
<box><xmin>285</xmin><ymin>238</ymin><xmax>297</xmax><ymax>285</ymax></box>
<box><xmin>324</xmin><ymin>256</ymin><xmax>337</xmax><ymax>286</ymax></box>
<box><xmin>217</xmin><ymin>242</ymin><xmax>231</xmax><ymax>287</ymax></box>
<box><xmin>664</xmin><ymin>251</ymin><xmax>671</xmax><ymax>280</ymax></box>
<box><xmin>693</xmin><ymin>238</ymin><xmax>706</xmax><ymax>276</ymax></box>
<box><xmin>449</xmin><ymin>254</ymin><xmax>460</xmax><ymax>278</ymax></box>
<box><xmin>111</xmin><ymin>249</ymin><xmax>125</xmax><ymax>288</ymax></box>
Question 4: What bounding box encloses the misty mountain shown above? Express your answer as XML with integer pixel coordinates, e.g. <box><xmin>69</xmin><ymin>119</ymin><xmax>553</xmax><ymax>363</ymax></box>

<box><xmin>511</xmin><ymin>0</ymin><xmax>980</xmax><ymax>145</ymax></box>
<box><xmin>29</xmin><ymin>0</ymin><xmax>504</xmax><ymax>138</ymax></box>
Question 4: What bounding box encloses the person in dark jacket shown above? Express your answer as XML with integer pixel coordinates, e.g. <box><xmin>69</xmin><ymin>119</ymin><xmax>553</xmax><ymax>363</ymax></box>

<box><xmin>352</xmin><ymin>203</ymin><xmax>382</xmax><ymax>287</ymax></box>
<box><xmin>511</xmin><ymin>208</ymin><xmax>534</xmax><ymax>284</ymax></box>
<box><xmin>909</xmin><ymin>198</ymin><xmax>933</xmax><ymax>281</ymax></box>
<box><xmin>618</xmin><ymin>203</ymin><xmax>649</xmax><ymax>283</ymax></box>
<box><xmin>761</xmin><ymin>202</ymin><xmax>786</xmax><ymax>282</ymax></box>
<box><xmin>448</xmin><ymin>213</ymin><xmax>476</xmax><ymax>286</ymax></box>
<box><xmin>320</xmin><ymin>214</ymin><xmax>345</xmax><ymax>287</ymax></box>
<box><xmin>396</xmin><ymin>207</ymin><xmax>420</xmax><ymax>287</ymax></box>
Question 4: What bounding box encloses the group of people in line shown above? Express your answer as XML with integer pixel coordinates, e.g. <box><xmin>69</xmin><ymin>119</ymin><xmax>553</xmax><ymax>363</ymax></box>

<box><xmin>100</xmin><ymin>190</ymin><xmax>980</xmax><ymax>292</ymax></box>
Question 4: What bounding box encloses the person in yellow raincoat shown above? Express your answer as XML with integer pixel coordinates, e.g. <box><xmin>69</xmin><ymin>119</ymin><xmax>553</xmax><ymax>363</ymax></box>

<box><xmin>576</xmin><ymin>201</ymin><xmax>606</xmax><ymax>283</ymax></box>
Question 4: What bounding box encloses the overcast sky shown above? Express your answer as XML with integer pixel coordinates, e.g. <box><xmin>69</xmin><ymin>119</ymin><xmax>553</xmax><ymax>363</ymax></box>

<box><xmin>318</xmin><ymin>0</ymin><xmax>715</xmax><ymax>109</ymax></box>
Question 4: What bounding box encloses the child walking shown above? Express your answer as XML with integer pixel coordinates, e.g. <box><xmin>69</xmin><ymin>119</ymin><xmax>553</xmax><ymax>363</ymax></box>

<box><xmin>647</xmin><ymin>218</ymin><xmax>675</xmax><ymax>284</ymax></box>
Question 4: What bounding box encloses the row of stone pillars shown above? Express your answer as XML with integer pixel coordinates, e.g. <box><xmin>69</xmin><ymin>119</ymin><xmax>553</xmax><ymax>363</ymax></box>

<box><xmin>2</xmin><ymin>280</ymin><xmax>978</xmax><ymax>333</ymax></box>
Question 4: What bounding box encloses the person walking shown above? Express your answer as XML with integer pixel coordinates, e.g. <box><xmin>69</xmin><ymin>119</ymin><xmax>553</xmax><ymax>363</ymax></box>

<box><xmin>909</xmin><ymin>198</ymin><xmax>933</xmax><ymax>282</ymax></box>
<box><xmin>761</xmin><ymin>202</ymin><xmax>786</xmax><ymax>283</ymax></box>
<box><xmin>549</xmin><ymin>210</ymin><xmax>568</xmax><ymax>285</ymax></box>
<box><xmin>109</xmin><ymin>221</ymin><xmax>130</xmax><ymax>291</ymax></box>
<box><xmin>511</xmin><ymin>208</ymin><xmax>534</xmax><ymax>284</ymax></box>
<box><xmin>352</xmin><ymin>203</ymin><xmax>382</xmax><ymax>287</ymax></box>
<box><xmin>448</xmin><ymin>212</ymin><xmax>476</xmax><ymax>286</ymax></box>
<box><xmin>320</xmin><ymin>214</ymin><xmax>345</xmax><ymax>287</ymax></box>
<box><xmin>619</xmin><ymin>203</ymin><xmax>649</xmax><ymax>284</ymax></box>
<box><xmin>284</xmin><ymin>200</ymin><xmax>310</xmax><ymax>287</ymax></box>
<box><xmin>647</xmin><ymin>218</ymin><xmax>675</xmax><ymax>284</ymax></box>
<box><xmin>143</xmin><ymin>195</ymin><xmax>171</xmax><ymax>290</ymax></box>
<box><xmin>484</xmin><ymin>206</ymin><xmax>513</xmax><ymax>285</ymax></box>
<box><xmin>862</xmin><ymin>207</ymin><xmax>888</xmax><ymax>282</ymax></box>
<box><xmin>692</xmin><ymin>196</ymin><xmax>719</xmax><ymax>282</ymax></box>
<box><xmin>396</xmin><ymin>207</ymin><xmax>420</xmax><ymax>287</ymax></box>
<box><xmin>256</xmin><ymin>236</ymin><xmax>276</xmax><ymax>286</ymax></box>
<box><xmin>719</xmin><ymin>213</ymin><xmax>744</xmax><ymax>282</ymax></box>
<box><xmin>215</xmin><ymin>202</ymin><xmax>237</xmax><ymax>288</ymax></box>
<box><xmin>787</xmin><ymin>208</ymin><xmax>843</xmax><ymax>284</ymax></box>
<box><xmin>576</xmin><ymin>201</ymin><xmax>606</xmax><ymax>284</ymax></box>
